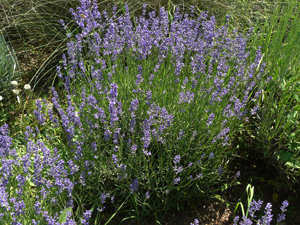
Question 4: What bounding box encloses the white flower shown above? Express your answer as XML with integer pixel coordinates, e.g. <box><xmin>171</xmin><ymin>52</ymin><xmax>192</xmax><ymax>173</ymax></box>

<box><xmin>11</xmin><ymin>81</ymin><xmax>18</xmax><ymax>86</ymax></box>
<box><xmin>24</xmin><ymin>84</ymin><xmax>31</xmax><ymax>90</ymax></box>
<box><xmin>12</xmin><ymin>89</ymin><xmax>20</xmax><ymax>95</ymax></box>
<box><xmin>0</xmin><ymin>96</ymin><xmax>3</xmax><ymax>101</ymax></box>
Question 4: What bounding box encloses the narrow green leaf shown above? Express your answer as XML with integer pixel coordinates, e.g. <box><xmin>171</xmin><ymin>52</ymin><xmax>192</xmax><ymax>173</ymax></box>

<box><xmin>293</xmin><ymin>93</ymin><xmax>299</xmax><ymax>103</ymax></box>
<box><xmin>59</xmin><ymin>207</ymin><xmax>72</xmax><ymax>224</ymax></box>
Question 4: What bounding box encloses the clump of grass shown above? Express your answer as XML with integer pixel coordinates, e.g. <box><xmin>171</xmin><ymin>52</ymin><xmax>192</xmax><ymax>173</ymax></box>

<box><xmin>234</xmin><ymin>0</ymin><xmax>300</xmax><ymax>183</ymax></box>
<box><xmin>0</xmin><ymin>33</ymin><xmax>23</xmax><ymax>127</ymax></box>
<box><xmin>0</xmin><ymin>33</ymin><xmax>20</xmax><ymax>97</ymax></box>
<box><xmin>0</xmin><ymin>0</ymin><xmax>81</xmax><ymax>96</ymax></box>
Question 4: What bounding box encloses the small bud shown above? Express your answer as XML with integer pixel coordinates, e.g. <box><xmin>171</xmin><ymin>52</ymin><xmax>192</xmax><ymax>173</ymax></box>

<box><xmin>12</xmin><ymin>89</ymin><xmax>20</xmax><ymax>95</ymax></box>
<box><xmin>0</xmin><ymin>96</ymin><xmax>3</xmax><ymax>101</ymax></box>
<box><xmin>24</xmin><ymin>84</ymin><xmax>31</xmax><ymax>90</ymax></box>
<box><xmin>11</xmin><ymin>81</ymin><xmax>18</xmax><ymax>86</ymax></box>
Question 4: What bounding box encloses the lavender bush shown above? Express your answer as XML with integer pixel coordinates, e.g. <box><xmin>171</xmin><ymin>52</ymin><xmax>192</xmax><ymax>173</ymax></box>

<box><xmin>0</xmin><ymin>0</ymin><xmax>268</xmax><ymax>223</ymax></box>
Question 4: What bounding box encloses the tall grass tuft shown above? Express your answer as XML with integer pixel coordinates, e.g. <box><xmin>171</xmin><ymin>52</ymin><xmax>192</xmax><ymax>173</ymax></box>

<box><xmin>0</xmin><ymin>33</ymin><xmax>20</xmax><ymax>96</ymax></box>
<box><xmin>235</xmin><ymin>0</ymin><xmax>300</xmax><ymax>182</ymax></box>
<box><xmin>0</xmin><ymin>33</ymin><xmax>22</xmax><ymax>126</ymax></box>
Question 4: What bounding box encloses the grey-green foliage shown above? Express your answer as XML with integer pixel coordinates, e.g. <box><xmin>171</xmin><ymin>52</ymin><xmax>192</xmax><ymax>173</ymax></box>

<box><xmin>0</xmin><ymin>34</ymin><xmax>20</xmax><ymax>96</ymax></box>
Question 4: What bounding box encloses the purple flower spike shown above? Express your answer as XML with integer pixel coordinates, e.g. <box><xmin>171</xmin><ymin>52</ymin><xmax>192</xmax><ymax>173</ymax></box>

<box><xmin>178</xmin><ymin>130</ymin><xmax>184</xmax><ymax>140</ymax></box>
<box><xmin>280</xmin><ymin>200</ymin><xmax>289</xmax><ymax>213</ymax></box>
<box><xmin>190</xmin><ymin>219</ymin><xmax>199</xmax><ymax>225</ymax></box>
<box><xmin>178</xmin><ymin>91</ymin><xmax>195</xmax><ymax>104</ymax></box>
<box><xmin>131</xmin><ymin>144</ymin><xmax>137</xmax><ymax>154</ymax></box>
<box><xmin>233</xmin><ymin>216</ymin><xmax>239</xmax><ymax>225</ymax></box>
<box><xmin>130</xmin><ymin>99</ymin><xmax>139</xmax><ymax>112</ymax></box>
<box><xmin>277</xmin><ymin>200</ymin><xmax>289</xmax><ymax>223</ymax></box>
<box><xmin>145</xmin><ymin>192</ymin><xmax>150</xmax><ymax>199</ymax></box>
<box><xmin>217</xmin><ymin>166</ymin><xmax>223</xmax><ymax>176</ymax></box>
<box><xmin>258</xmin><ymin>203</ymin><xmax>273</xmax><ymax>225</ymax></box>
<box><xmin>241</xmin><ymin>216</ymin><xmax>252</xmax><ymax>225</ymax></box>
<box><xmin>130</xmin><ymin>179</ymin><xmax>139</xmax><ymax>194</ymax></box>
<box><xmin>249</xmin><ymin>199</ymin><xmax>263</xmax><ymax>218</ymax></box>
<box><xmin>34</xmin><ymin>99</ymin><xmax>46</xmax><ymax>125</ymax></box>
<box><xmin>81</xmin><ymin>210</ymin><xmax>92</xmax><ymax>225</ymax></box>
<box><xmin>206</xmin><ymin>113</ymin><xmax>215</xmax><ymax>127</ymax></box>
<box><xmin>173</xmin><ymin>155</ymin><xmax>181</xmax><ymax>164</ymax></box>
<box><xmin>173</xmin><ymin>177</ymin><xmax>181</xmax><ymax>185</ymax></box>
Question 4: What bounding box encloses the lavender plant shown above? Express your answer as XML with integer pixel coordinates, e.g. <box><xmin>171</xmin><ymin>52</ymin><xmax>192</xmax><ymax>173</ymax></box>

<box><xmin>3</xmin><ymin>0</ymin><xmax>268</xmax><ymax>223</ymax></box>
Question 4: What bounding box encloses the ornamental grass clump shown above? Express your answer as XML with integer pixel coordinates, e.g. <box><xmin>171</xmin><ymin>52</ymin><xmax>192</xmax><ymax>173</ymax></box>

<box><xmin>238</xmin><ymin>0</ymin><xmax>300</xmax><ymax>179</ymax></box>
<box><xmin>0</xmin><ymin>34</ymin><xmax>20</xmax><ymax>97</ymax></box>
<box><xmin>27</xmin><ymin>0</ymin><xmax>267</xmax><ymax>223</ymax></box>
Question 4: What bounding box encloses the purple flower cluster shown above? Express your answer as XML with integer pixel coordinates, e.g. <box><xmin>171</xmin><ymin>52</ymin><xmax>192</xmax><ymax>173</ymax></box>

<box><xmin>81</xmin><ymin>210</ymin><xmax>92</xmax><ymax>225</ymax></box>
<box><xmin>173</xmin><ymin>177</ymin><xmax>181</xmax><ymax>185</ymax></box>
<box><xmin>129</xmin><ymin>99</ymin><xmax>139</xmax><ymax>133</ymax></box>
<box><xmin>277</xmin><ymin>200</ymin><xmax>289</xmax><ymax>223</ymax></box>
<box><xmin>108</xmin><ymin>83</ymin><xmax>123</xmax><ymax>128</ymax></box>
<box><xmin>34</xmin><ymin>99</ymin><xmax>46</xmax><ymax>125</ymax></box>
<box><xmin>233</xmin><ymin>199</ymin><xmax>289</xmax><ymax>225</ymax></box>
<box><xmin>190</xmin><ymin>219</ymin><xmax>199</xmax><ymax>225</ymax></box>
<box><xmin>130</xmin><ymin>179</ymin><xmax>139</xmax><ymax>194</ymax></box>
<box><xmin>141</xmin><ymin>103</ymin><xmax>174</xmax><ymax>148</ymax></box>
<box><xmin>0</xmin><ymin>124</ymin><xmax>78</xmax><ymax>223</ymax></box>
<box><xmin>249</xmin><ymin>199</ymin><xmax>263</xmax><ymax>218</ymax></box>
<box><xmin>258</xmin><ymin>203</ymin><xmax>273</xmax><ymax>225</ymax></box>
<box><xmin>52</xmin><ymin>0</ymin><xmax>268</xmax><ymax>161</ymax></box>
